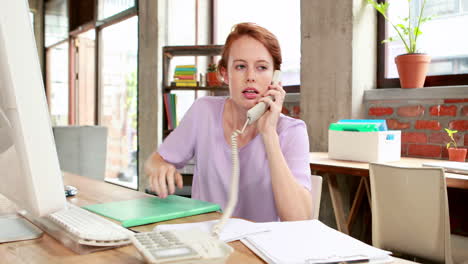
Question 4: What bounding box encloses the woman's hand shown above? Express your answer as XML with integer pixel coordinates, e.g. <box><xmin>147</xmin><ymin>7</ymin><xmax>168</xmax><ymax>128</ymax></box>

<box><xmin>257</xmin><ymin>82</ymin><xmax>286</xmax><ymax>136</ymax></box>
<box><xmin>144</xmin><ymin>152</ymin><xmax>183</xmax><ymax>198</ymax></box>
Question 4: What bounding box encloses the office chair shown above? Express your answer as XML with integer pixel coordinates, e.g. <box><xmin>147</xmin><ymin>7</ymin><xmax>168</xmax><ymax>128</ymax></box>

<box><xmin>369</xmin><ymin>163</ymin><xmax>468</xmax><ymax>264</ymax></box>
<box><xmin>53</xmin><ymin>126</ymin><xmax>108</xmax><ymax>180</ymax></box>
<box><xmin>310</xmin><ymin>175</ymin><xmax>323</xmax><ymax>220</ymax></box>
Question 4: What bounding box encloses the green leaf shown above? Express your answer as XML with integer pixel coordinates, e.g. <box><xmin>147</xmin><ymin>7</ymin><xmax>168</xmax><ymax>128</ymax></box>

<box><xmin>447</xmin><ymin>143</ymin><xmax>451</xmax><ymax>149</ymax></box>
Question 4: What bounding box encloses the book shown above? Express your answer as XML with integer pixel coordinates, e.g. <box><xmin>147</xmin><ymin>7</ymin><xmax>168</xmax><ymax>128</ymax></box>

<box><xmin>82</xmin><ymin>195</ymin><xmax>221</xmax><ymax>228</ymax></box>
<box><xmin>163</xmin><ymin>93</ymin><xmax>173</xmax><ymax>130</ymax></box>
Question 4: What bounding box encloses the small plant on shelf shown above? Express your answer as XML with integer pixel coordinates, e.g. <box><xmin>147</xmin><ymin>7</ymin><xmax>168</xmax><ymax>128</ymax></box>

<box><xmin>444</xmin><ymin>128</ymin><xmax>467</xmax><ymax>162</ymax></box>
<box><xmin>206</xmin><ymin>63</ymin><xmax>221</xmax><ymax>87</ymax></box>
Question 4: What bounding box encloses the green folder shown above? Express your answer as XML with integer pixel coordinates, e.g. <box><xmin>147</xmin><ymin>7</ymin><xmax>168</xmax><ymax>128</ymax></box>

<box><xmin>82</xmin><ymin>195</ymin><xmax>221</xmax><ymax>227</ymax></box>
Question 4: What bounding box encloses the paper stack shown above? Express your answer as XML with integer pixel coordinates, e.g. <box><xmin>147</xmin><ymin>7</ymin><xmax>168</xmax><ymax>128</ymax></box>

<box><xmin>241</xmin><ymin>220</ymin><xmax>392</xmax><ymax>264</ymax></box>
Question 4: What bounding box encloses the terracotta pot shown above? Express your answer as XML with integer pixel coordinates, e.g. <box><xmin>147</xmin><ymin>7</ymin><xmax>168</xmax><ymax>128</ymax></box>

<box><xmin>395</xmin><ymin>53</ymin><xmax>431</xmax><ymax>89</ymax></box>
<box><xmin>206</xmin><ymin>72</ymin><xmax>221</xmax><ymax>87</ymax></box>
<box><xmin>448</xmin><ymin>148</ymin><xmax>467</xmax><ymax>162</ymax></box>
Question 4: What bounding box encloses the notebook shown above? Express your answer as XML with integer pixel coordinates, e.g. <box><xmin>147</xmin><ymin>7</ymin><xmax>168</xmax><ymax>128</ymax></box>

<box><xmin>82</xmin><ymin>195</ymin><xmax>221</xmax><ymax>227</ymax></box>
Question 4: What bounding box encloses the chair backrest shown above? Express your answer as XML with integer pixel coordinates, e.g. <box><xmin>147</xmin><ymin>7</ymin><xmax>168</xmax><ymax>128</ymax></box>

<box><xmin>310</xmin><ymin>175</ymin><xmax>323</xmax><ymax>220</ymax></box>
<box><xmin>53</xmin><ymin>126</ymin><xmax>108</xmax><ymax>180</ymax></box>
<box><xmin>369</xmin><ymin>163</ymin><xmax>452</xmax><ymax>264</ymax></box>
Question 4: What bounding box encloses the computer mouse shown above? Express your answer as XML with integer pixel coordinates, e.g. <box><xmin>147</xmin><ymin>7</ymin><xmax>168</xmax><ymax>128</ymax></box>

<box><xmin>65</xmin><ymin>185</ymin><xmax>78</xmax><ymax>197</ymax></box>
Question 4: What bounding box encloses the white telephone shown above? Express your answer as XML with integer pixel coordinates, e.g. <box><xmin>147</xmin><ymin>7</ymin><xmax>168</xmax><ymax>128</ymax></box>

<box><xmin>131</xmin><ymin>70</ymin><xmax>282</xmax><ymax>264</ymax></box>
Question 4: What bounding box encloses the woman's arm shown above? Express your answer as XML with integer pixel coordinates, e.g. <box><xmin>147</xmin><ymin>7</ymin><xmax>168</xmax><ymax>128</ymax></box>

<box><xmin>262</xmin><ymin>131</ymin><xmax>312</xmax><ymax>221</ymax></box>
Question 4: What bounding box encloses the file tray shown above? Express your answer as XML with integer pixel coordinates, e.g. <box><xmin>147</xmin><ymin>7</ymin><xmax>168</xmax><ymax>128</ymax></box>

<box><xmin>329</xmin><ymin>123</ymin><xmax>380</xmax><ymax>132</ymax></box>
<box><xmin>83</xmin><ymin>196</ymin><xmax>221</xmax><ymax>228</ymax></box>
<box><xmin>328</xmin><ymin>130</ymin><xmax>401</xmax><ymax>162</ymax></box>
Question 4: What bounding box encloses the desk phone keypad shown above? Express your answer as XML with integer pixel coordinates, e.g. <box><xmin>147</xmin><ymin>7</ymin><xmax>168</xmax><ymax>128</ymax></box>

<box><xmin>132</xmin><ymin>231</ymin><xmax>200</xmax><ymax>263</ymax></box>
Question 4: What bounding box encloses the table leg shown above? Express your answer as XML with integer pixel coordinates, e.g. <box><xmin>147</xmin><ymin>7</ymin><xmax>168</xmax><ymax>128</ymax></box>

<box><xmin>347</xmin><ymin>178</ymin><xmax>366</xmax><ymax>232</ymax></box>
<box><xmin>326</xmin><ymin>173</ymin><xmax>350</xmax><ymax>234</ymax></box>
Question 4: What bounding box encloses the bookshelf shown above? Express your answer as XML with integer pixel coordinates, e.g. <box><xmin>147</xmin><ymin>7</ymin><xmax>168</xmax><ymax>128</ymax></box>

<box><xmin>162</xmin><ymin>45</ymin><xmax>228</xmax><ymax>138</ymax></box>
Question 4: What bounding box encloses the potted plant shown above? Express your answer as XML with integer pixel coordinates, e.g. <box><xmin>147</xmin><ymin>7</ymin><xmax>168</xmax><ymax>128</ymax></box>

<box><xmin>367</xmin><ymin>0</ymin><xmax>431</xmax><ymax>88</ymax></box>
<box><xmin>445</xmin><ymin>128</ymin><xmax>467</xmax><ymax>162</ymax></box>
<box><xmin>206</xmin><ymin>63</ymin><xmax>221</xmax><ymax>87</ymax></box>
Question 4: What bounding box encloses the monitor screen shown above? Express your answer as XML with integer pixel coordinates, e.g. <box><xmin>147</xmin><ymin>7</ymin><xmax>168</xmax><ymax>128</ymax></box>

<box><xmin>0</xmin><ymin>0</ymin><xmax>66</xmax><ymax>218</ymax></box>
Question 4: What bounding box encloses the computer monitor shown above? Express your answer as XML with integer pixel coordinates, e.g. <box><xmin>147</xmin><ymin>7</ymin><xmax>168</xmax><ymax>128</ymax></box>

<box><xmin>0</xmin><ymin>0</ymin><xmax>66</xmax><ymax>241</ymax></box>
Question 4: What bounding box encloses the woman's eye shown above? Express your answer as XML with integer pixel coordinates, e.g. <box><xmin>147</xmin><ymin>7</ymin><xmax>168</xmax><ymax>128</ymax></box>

<box><xmin>235</xmin><ymin>64</ymin><xmax>246</xmax><ymax>70</ymax></box>
<box><xmin>257</xmin><ymin>65</ymin><xmax>268</xmax><ymax>71</ymax></box>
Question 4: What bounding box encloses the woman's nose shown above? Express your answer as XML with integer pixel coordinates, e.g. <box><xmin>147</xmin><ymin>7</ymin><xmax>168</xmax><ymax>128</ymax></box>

<box><xmin>246</xmin><ymin>68</ymin><xmax>256</xmax><ymax>83</ymax></box>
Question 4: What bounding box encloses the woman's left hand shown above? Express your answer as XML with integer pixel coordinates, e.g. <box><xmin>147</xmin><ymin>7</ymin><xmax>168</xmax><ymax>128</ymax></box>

<box><xmin>257</xmin><ymin>82</ymin><xmax>286</xmax><ymax>136</ymax></box>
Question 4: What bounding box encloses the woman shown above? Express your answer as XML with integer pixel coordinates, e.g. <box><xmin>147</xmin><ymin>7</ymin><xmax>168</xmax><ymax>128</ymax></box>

<box><xmin>145</xmin><ymin>22</ymin><xmax>312</xmax><ymax>222</ymax></box>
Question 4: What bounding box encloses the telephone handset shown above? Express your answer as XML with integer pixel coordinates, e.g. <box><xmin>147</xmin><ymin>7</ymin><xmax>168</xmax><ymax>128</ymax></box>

<box><xmin>246</xmin><ymin>70</ymin><xmax>282</xmax><ymax>125</ymax></box>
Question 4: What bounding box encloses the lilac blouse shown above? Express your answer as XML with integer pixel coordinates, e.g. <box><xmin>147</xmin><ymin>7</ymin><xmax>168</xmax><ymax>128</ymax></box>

<box><xmin>158</xmin><ymin>96</ymin><xmax>311</xmax><ymax>222</ymax></box>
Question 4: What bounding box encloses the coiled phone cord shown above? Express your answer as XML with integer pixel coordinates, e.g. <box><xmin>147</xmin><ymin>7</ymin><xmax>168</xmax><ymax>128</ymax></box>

<box><xmin>211</xmin><ymin>119</ymin><xmax>249</xmax><ymax>238</ymax></box>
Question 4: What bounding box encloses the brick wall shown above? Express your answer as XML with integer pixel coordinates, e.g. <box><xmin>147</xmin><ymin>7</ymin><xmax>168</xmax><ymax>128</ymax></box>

<box><xmin>365</xmin><ymin>98</ymin><xmax>468</xmax><ymax>160</ymax></box>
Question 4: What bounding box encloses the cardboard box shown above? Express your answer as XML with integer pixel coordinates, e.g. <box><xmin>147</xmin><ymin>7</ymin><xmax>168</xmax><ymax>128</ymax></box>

<box><xmin>328</xmin><ymin>130</ymin><xmax>401</xmax><ymax>162</ymax></box>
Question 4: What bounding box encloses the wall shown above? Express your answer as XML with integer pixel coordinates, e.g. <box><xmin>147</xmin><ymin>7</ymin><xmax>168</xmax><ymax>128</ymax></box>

<box><xmin>300</xmin><ymin>0</ymin><xmax>377</xmax><ymax>237</ymax></box>
<box><xmin>365</xmin><ymin>87</ymin><xmax>468</xmax><ymax>160</ymax></box>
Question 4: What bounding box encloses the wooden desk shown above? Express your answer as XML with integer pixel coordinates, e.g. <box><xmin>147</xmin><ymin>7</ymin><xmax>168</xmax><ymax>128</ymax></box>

<box><xmin>310</xmin><ymin>152</ymin><xmax>468</xmax><ymax>235</ymax></box>
<box><xmin>0</xmin><ymin>173</ymin><xmax>416</xmax><ymax>264</ymax></box>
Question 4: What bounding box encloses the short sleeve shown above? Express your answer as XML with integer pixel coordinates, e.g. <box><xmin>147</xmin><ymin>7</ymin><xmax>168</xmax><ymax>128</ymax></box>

<box><xmin>157</xmin><ymin>99</ymin><xmax>201</xmax><ymax>169</ymax></box>
<box><xmin>279</xmin><ymin>120</ymin><xmax>312</xmax><ymax>191</ymax></box>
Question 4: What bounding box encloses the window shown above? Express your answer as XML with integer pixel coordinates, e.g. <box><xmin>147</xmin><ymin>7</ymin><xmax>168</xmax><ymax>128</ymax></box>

<box><xmin>98</xmin><ymin>0</ymin><xmax>136</xmax><ymax>20</ymax></box>
<box><xmin>44</xmin><ymin>0</ymin><xmax>68</xmax><ymax>47</ymax></box>
<box><xmin>99</xmin><ymin>16</ymin><xmax>138</xmax><ymax>189</ymax></box>
<box><xmin>378</xmin><ymin>0</ymin><xmax>468</xmax><ymax>87</ymax></box>
<box><xmin>47</xmin><ymin>42</ymin><xmax>69</xmax><ymax>126</ymax></box>
<box><xmin>215</xmin><ymin>0</ymin><xmax>301</xmax><ymax>86</ymax></box>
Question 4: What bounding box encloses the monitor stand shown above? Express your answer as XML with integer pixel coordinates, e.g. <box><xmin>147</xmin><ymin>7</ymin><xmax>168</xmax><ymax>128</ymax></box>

<box><xmin>0</xmin><ymin>214</ymin><xmax>43</xmax><ymax>243</ymax></box>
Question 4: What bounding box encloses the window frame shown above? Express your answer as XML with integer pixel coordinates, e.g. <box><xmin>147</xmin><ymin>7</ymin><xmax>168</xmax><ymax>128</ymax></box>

<box><xmin>376</xmin><ymin>0</ymin><xmax>468</xmax><ymax>88</ymax></box>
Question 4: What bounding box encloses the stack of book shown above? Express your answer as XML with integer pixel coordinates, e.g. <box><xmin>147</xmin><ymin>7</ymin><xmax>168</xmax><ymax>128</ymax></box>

<box><xmin>172</xmin><ymin>65</ymin><xmax>197</xmax><ymax>87</ymax></box>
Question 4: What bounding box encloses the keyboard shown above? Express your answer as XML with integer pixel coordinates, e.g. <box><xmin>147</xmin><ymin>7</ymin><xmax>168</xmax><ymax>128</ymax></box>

<box><xmin>24</xmin><ymin>202</ymin><xmax>132</xmax><ymax>247</ymax></box>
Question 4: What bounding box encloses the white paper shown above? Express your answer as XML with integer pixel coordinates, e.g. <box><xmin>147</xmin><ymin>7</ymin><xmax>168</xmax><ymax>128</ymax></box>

<box><xmin>241</xmin><ymin>220</ymin><xmax>392</xmax><ymax>264</ymax></box>
<box><xmin>154</xmin><ymin>218</ymin><xmax>270</xmax><ymax>242</ymax></box>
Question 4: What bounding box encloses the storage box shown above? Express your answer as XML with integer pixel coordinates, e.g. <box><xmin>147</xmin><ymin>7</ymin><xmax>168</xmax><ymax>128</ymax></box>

<box><xmin>328</xmin><ymin>130</ymin><xmax>401</xmax><ymax>162</ymax></box>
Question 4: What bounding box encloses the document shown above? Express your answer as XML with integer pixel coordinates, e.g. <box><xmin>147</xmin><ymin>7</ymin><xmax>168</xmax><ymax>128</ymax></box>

<box><xmin>241</xmin><ymin>220</ymin><xmax>392</xmax><ymax>264</ymax></box>
<box><xmin>154</xmin><ymin>218</ymin><xmax>270</xmax><ymax>242</ymax></box>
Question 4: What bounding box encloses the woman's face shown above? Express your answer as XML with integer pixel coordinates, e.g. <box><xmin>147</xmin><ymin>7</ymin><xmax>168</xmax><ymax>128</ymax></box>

<box><xmin>222</xmin><ymin>36</ymin><xmax>275</xmax><ymax>111</ymax></box>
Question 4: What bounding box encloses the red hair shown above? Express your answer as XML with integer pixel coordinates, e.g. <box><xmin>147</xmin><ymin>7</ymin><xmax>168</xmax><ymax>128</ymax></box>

<box><xmin>217</xmin><ymin>22</ymin><xmax>282</xmax><ymax>73</ymax></box>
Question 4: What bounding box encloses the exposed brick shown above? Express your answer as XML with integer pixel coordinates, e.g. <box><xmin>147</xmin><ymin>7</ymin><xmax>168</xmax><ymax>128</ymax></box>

<box><xmin>465</xmin><ymin>134</ymin><xmax>468</xmax><ymax>146</ymax></box>
<box><xmin>449</xmin><ymin>120</ymin><xmax>468</xmax><ymax>131</ymax></box>
<box><xmin>462</xmin><ymin>106</ymin><xmax>468</xmax><ymax>116</ymax></box>
<box><xmin>429</xmin><ymin>132</ymin><xmax>463</xmax><ymax>146</ymax></box>
<box><xmin>368</xmin><ymin>107</ymin><xmax>393</xmax><ymax>116</ymax></box>
<box><xmin>401</xmin><ymin>143</ymin><xmax>408</xmax><ymax>157</ymax></box>
<box><xmin>402</xmin><ymin>132</ymin><xmax>427</xmax><ymax>144</ymax></box>
<box><xmin>415</xmin><ymin>120</ymin><xmax>441</xmax><ymax>130</ymax></box>
<box><xmin>429</xmin><ymin>105</ymin><xmax>457</xmax><ymax>116</ymax></box>
<box><xmin>386</xmin><ymin>119</ymin><xmax>410</xmax><ymax>130</ymax></box>
<box><xmin>408</xmin><ymin>144</ymin><xmax>442</xmax><ymax>158</ymax></box>
<box><xmin>397</xmin><ymin>105</ymin><xmax>424</xmax><ymax>117</ymax></box>
<box><xmin>444</xmin><ymin>99</ymin><xmax>464</xmax><ymax>104</ymax></box>
<box><xmin>444</xmin><ymin>99</ymin><xmax>466</xmax><ymax>103</ymax></box>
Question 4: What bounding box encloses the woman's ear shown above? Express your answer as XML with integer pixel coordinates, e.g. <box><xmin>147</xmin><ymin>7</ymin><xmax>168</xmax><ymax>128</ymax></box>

<box><xmin>220</xmin><ymin>66</ymin><xmax>229</xmax><ymax>85</ymax></box>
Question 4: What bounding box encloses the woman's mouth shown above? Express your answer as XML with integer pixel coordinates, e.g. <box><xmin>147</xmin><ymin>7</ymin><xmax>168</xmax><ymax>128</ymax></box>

<box><xmin>242</xmin><ymin>88</ymin><xmax>259</xmax><ymax>100</ymax></box>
